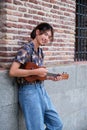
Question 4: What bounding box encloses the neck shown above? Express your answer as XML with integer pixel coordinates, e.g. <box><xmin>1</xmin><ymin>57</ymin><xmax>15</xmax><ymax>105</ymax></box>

<box><xmin>32</xmin><ymin>39</ymin><xmax>39</xmax><ymax>52</ymax></box>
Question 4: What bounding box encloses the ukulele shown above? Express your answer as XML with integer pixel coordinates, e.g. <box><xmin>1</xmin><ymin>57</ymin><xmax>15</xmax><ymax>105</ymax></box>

<box><xmin>24</xmin><ymin>62</ymin><xmax>69</xmax><ymax>82</ymax></box>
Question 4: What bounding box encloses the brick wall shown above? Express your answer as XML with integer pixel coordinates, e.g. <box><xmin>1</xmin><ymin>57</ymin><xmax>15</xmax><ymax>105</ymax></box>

<box><xmin>0</xmin><ymin>0</ymin><xmax>76</xmax><ymax>69</ymax></box>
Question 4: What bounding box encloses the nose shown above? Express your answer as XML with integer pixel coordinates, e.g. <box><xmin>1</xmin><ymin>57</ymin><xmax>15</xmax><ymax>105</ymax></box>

<box><xmin>45</xmin><ymin>35</ymin><xmax>50</xmax><ymax>42</ymax></box>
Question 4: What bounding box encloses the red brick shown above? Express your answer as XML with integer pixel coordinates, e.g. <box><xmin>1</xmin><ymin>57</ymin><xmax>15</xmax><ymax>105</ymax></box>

<box><xmin>0</xmin><ymin>0</ymin><xmax>75</xmax><ymax>69</ymax></box>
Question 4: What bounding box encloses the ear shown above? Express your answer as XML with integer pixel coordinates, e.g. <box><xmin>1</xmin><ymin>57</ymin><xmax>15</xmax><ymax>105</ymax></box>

<box><xmin>36</xmin><ymin>29</ymin><xmax>40</xmax><ymax>35</ymax></box>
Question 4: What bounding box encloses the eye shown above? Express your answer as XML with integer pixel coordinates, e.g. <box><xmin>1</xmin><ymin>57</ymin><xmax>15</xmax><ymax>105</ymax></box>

<box><xmin>44</xmin><ymin>32</ymin><xmax>52</xmax><ymax>40</ymax></box>
<box><xmin>44</xmin><ymin>32</ymin><xmax>48</xmax><ymax>36</ymax></box>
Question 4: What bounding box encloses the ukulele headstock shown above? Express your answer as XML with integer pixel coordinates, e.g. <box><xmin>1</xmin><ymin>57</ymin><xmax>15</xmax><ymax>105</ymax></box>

<box><xmin>61</xmin><ymin>72</ymin><xmax>69</xmax><ymax>80</ymax></box>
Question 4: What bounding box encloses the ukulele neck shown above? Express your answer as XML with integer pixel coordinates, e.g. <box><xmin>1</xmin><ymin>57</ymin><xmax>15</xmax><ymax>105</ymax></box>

<box><xmin>47</xmin><ymin>72</ymin><xmax>60</xmax><ymax>77</ymax></box>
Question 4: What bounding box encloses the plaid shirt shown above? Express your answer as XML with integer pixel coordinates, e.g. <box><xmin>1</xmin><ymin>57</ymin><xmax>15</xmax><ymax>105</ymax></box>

<box><xmin>14</xmin><ymin>41</ymin><xmax>44</xmax><ymax>84</ymax></box>
<box><xmin>14</xmin><ymin>41</ymin><xmax>44</xmax><ymax>66</ymax></box>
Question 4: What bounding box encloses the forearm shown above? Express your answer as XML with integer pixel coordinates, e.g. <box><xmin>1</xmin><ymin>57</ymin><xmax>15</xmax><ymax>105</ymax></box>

<box><xmin>9</xmin><ymin>68</ymin><xmax>40</xmax><ymax>78</ymax></box>
<box><xmin>9</xmin><ymin>61</ymin><xmax>48</xmax><ymax>78</ymax></box>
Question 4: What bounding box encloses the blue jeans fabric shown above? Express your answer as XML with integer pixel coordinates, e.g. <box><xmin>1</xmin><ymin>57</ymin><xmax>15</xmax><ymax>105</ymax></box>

<box><xmin>19</xmin><ymin>82</ymin><xmax>63</xmax><ymax>130</ymax></box>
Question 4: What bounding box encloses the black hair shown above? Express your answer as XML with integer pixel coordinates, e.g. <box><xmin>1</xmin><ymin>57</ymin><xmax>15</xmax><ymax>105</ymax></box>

<box><xmin>30</xmin><ymin>22</ymin><xmax>54</xmax><ymax>41</ymax></box>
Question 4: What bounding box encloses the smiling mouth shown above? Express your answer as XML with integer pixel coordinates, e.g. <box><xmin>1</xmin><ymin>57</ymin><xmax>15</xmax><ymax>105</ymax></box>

<box><xmin>42</xmin><ymin>38</ymin><xmax>46</xmax><ymax>43</ymax></box>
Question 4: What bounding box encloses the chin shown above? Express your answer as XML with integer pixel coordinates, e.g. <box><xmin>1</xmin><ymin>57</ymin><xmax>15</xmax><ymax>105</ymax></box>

<box><xmin>40</xmin><ymin>42</ymin><xmax>44</xmax><ymax>46</ymax></box>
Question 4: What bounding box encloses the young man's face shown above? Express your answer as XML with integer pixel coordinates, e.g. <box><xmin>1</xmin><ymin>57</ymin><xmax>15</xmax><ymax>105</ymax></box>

<box><xmin>36</xmin><ymin>30</ymin><xmax>52</xmax><ymax>46</ymax></box>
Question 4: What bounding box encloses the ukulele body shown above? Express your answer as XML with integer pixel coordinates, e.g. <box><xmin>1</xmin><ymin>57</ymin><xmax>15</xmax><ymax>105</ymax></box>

<box><xmin>24</xmin><ymin>62</ymin><xmax>69</xmax><ymax>82</ymax></box>
<box><xmin>24</xmin><ymin>62</ymin><xmax>46</xmax><ymax>82</ymax></box>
